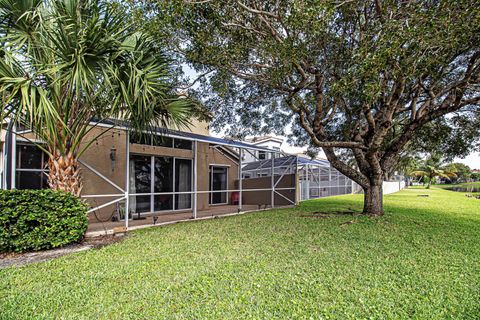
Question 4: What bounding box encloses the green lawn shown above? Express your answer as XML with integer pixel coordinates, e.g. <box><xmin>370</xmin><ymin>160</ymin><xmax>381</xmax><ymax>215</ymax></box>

<box><xmin>1</xmin><ymin>188</ymin><xmax>479</xmax><ymax>319</ymax></box>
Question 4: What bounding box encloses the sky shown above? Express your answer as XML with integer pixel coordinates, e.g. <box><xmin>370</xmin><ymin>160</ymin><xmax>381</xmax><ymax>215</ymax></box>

<box><xmin>454</xmin><ymin>152</ymin><xmax>480</xmax><ymax>169</ymax></box>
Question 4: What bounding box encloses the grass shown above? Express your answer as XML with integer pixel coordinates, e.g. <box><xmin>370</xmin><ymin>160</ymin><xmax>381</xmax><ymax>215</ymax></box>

<box><xmin>1</xmin><ymin>187</ymin><xmax>479</xmax><ymax>319</ymax></box>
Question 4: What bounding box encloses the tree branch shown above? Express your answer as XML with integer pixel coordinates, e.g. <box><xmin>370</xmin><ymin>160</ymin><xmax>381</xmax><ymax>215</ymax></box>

<box><xmin>177</xmin><ymin>70</ymin><xmax>214</xmax><ymax>90</ymax></box>
<box><xmin>237</xmin><ymin>1</ymin><xmax>279</xmax><ymax>18</ymax></box>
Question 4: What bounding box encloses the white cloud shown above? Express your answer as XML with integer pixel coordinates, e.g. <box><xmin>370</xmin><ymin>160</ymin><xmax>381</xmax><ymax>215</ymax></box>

<box><xmin>454</xmin><ymin>152</ymin><xmax>480</xmax><ymax>169</ymax></box>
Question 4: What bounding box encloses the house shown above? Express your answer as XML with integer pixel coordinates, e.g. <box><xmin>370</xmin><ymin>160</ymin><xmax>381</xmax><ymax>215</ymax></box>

<box><xmin>243</xmin><ymin>136</ymin><xmax>283</xmax><ymax>161</ymax></box>
<box><xmin>0</xmin><ymin>120</ymin><xmax>355</xmax><ymax>235</ymax></box>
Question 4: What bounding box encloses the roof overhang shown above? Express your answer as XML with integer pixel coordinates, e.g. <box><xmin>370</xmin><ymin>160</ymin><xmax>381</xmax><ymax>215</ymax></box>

<box><xmin>92</xmin><ymin>119</ymin><xmax>280</xmax><ymax>153</ymax></box>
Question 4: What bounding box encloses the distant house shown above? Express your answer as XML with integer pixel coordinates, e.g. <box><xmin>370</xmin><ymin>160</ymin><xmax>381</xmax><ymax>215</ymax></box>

<box><xmin>243</xmin><ymin>136</ymin><xmax>284</xmax><ymax>162</ymax></box>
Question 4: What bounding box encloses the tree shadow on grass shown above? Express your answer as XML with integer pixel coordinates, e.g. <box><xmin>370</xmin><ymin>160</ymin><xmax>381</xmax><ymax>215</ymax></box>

<box><xmin>299</xmin><ymin>210</ymin><xmax>359</xmax><ymax>218</ymax></box>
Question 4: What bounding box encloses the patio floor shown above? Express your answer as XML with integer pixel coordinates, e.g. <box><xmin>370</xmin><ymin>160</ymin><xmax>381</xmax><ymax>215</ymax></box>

<box><xmin>86</xmin><ymin>204</ymin><xmax>274</xmax><ymax>236</ymax></box>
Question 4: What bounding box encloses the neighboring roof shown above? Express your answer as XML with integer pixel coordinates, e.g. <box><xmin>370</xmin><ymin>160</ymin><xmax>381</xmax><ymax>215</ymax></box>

<box><xmin>214</xmin><ymin>145</ymin><xmax>240</xmax><ymax>161</ymax></box>
<box><xmin>297</xmin><ymin>157</ymin><xmax>330</xmax><ymax>167</ymax></box>
<box><xmin>242</xmin><ymin>156</ymin><xmax>296</xmax><ymax>171</ymax></box>
<box><xmin>245</xmin><ymin>136</ymin><xmax>284</xmax><ymax>144</ymax></box>
<box><xmin>94</xmin><ymin>119</ymin><xmax>276</xmax><ymax>153</ymax></box>
<box><xmin>242</xmin><ymin>155</ymin><xmax>330</xmax><ymax>171</ymax></box>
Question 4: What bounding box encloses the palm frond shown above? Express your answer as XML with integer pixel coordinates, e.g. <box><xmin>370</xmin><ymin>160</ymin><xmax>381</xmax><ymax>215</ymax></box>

<box><xmin>0</xmin><ymin>0</ymin><xmax>201</xmax><ymax>161</ymax></box>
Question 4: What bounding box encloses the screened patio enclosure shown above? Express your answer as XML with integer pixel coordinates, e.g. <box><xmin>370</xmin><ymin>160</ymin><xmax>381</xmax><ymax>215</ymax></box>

<box><xmin>81</xmin><ymin>126</ymin><xmax>299</xmax><ymax>235</ymax></box>
<box><xmin>3</xmin><ymin>119</ymin><xmax>355</xmax><ymax>236</ymax></box>
<box><xmin>82</xmin><ymin>128</ymin><xmax>356</xmax><ymax>235</ymax></box>
<box><xmin>241</xmin><ymin>155</ymin><xmax>355</xmax><ymax>203</ymax></box>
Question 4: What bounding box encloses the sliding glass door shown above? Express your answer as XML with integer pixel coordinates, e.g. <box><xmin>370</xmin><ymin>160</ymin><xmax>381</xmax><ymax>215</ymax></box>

<box><xmin>209</xmin><ymin>166</ymin><xmax>228</xmax><ymax>204</ymax></box>
<box><xmin>130</xmin><ymin>155</ymin><xmax>151</xmax><ymax>213</ymax></box>
<box><xmin>175</xmin><ymin>159</ymin><xmax>192</xmax><ymax>210</ymax></box>
<box><xmin>130</xmin><ymin>155</ymin><xmax>192</xmax><ymax>213</ymax></box>
<box><xmin>153</xmin><ymin>157</ymin><xmax>173</xmax><ymax>211</ymax></box>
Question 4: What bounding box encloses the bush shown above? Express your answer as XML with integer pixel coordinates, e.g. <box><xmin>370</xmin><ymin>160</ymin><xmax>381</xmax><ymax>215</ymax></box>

<box><xmin>0</xmin><ymin>189</ymin><xmax>88</xmax><ymax>252</ymax></box>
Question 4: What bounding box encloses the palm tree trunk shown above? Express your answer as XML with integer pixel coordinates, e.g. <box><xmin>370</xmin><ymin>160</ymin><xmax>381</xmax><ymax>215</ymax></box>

<box><xmin>47</xmin><ymin>152</ymin><xmax>82</xmax><ymax>197</ymax></box>
<box><xmin>426</xmin><ymin>174</ymin><xmax>433</xmax><ymax>189</ymax></box>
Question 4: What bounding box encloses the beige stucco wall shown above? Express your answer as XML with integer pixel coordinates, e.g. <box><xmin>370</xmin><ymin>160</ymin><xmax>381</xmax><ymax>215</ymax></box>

<box><xmin>185</xmin><ymin>118</ymin><xmax>209</xmax><ymax>135</ymax></box>
<box><xmin>79</xmin><ymin>127</ymin><xmax>128</xmax><ymax>222</ymax></box>
<box><xmin>0</xmin><ymin>128</ymin><xmax>7</xmax><ymax>142</ymax></box>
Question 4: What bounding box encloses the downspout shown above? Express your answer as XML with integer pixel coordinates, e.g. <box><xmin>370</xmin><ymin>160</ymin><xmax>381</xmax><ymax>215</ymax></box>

<box><xmin>11</xmin><ymin>122</ymin><xmax>16</xmax><ymax>189</ymax></box>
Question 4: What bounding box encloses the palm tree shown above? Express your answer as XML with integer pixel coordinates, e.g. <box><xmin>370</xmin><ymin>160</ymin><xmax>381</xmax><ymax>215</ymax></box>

<box><xmin>410</xmin><ymin>156</ymin><xmax>457</xmax><ymax>189</ymax></box>
<box><xmin>0</xmin><ymin>0</ymin><xmax>197</xmax><ymax>196</ymax></box>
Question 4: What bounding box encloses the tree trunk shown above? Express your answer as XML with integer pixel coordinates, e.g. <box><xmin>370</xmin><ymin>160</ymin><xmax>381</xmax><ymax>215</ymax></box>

<box><xmin>47</xmin><ymin>152</ymin><xmax>82</xmax><ymax>197</ymax></box>
<box><xmin>363</xmin><ymin>183</ymin><xmax>384</xmax><ymax>216</ymax></box>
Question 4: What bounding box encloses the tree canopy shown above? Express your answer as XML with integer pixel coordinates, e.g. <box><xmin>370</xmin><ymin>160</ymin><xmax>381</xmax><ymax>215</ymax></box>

<box><xmin>135</xmin><ymin>0</ymin><xmax>480</xmax><ymax>214</ymax></box>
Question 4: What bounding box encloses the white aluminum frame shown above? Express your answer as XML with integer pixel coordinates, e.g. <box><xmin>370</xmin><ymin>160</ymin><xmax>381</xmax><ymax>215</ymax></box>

<box><xmin>238</xmin><ymin>148</ymin><xmax>243</xmax><ymax>212</ymax></box>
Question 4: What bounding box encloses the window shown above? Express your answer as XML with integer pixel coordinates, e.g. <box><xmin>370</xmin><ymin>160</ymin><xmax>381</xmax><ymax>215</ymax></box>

<box><xmin>209</xmin><ymin>166</ymin><xmax>228</xmax><ymax>204</ymax></box>
<box><xmin>130</xmin><ymin>155</ymin><xmax>192</xmax><ymax>213</ymax></box>
<box><xmin>16</xmin><ymin>144</ymin><xmax>49</xmax><ymax>189</ymax></box>
<box><xmin>153</xmin><ymin>157</ymin><xmax>173</xmax><ymax>211</ymax></box>
<box><xmin>152</xmin><ymin>136</ymin><xmax>173</xmax><ymax>148</ymax></box>
<box><xmin>129</xmin><ymin>134</ymin><xmax>151</xmax><ymax>146</ymax></box>
<box><xmin>130</xmin><ymin>155</ymin><xmax>151</xmax><ymax>213</ymax></box>
<box><xmin>174</xmin><ymin>138</ymin><xmax>192</xmax><ymax>150</ymax></box>
<box><xmin>175</xmin><ymin>159</ymin><xmax>192</xmax><ymax>209</ymax></box>
<box><xmin>130</xmin><ymin>134</ymin><xmax>192</xmax><ymax>150</ymax></box>
<box><xmin>258</xmin><ymin>151</ymin><xmax>266</xmax><ymax>160</ymax></box>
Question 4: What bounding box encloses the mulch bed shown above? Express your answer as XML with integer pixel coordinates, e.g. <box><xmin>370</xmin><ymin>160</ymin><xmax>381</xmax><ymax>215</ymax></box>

<box><xmin>0</xmin><ymin>235</ymin><xmax>124</xmax><ymax>269</ymax></box>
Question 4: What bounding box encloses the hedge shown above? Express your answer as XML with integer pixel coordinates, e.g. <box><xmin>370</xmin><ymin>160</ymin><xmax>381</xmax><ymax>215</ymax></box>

<box><xmin>0</xmin><ymin>189</ymin><xmax>88</xmax><ymax>253</ymax></box>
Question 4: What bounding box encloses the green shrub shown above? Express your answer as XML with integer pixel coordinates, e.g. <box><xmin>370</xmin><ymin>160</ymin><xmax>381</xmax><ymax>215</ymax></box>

<box><xmin>0</xmin><ymin>189</ymin><xmax>88</xmax><ymax>252</ymax></box>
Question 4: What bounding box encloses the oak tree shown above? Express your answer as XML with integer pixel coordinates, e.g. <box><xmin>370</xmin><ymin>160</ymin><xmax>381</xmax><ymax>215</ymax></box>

<box><xmin>139</xmin><ymin>0</ymin><xmax>480</xmax><ymax>215</ymax></box>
